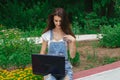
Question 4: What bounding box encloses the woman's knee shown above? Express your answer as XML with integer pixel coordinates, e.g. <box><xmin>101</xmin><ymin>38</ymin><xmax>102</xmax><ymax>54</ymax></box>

<box><xmin>44</xmin><ymin>74</ymin><xmax>56</xmax><ymax>80</ymax></box>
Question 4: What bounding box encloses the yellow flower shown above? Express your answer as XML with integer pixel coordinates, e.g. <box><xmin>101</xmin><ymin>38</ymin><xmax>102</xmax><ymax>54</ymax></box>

<box><xmin>17</xmin><ymin>78</ymin><xmax>22</xmax><ymax>80</ymax></box>
<box><xmin>0</xmin><ymin>76</ymin><xmax>4</xmax><ymax>79</ymax></box>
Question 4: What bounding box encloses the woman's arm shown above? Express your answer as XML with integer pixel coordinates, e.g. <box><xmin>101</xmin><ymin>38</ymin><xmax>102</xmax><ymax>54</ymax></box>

<box><xmin>68</xmin><ymin>39</ymin><xmax>76</xmax><ymax>58</ymax></box>
<box><xmin>40</xmin><ymin>40</ymin><xmax>48</xmax><ymax>55</ymax></box>
<box><xmin>63</xmin><ymin>35</ymin><xmax>76</xmax><ymax>58</ymax></box>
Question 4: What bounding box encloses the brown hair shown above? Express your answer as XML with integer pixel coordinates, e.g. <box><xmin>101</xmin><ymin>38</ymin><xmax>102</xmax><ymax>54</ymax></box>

<box><xmin>43</xmin><ymin>8</ymin><xmax>75</xmax><ymax>38</ymax></box>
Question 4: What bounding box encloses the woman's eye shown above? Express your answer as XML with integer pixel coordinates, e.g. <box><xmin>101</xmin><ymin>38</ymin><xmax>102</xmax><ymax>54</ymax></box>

<box><xmin>54</xmin><ymin>20</ymin><xmax>61</xmax><ymax>22</ymax></box>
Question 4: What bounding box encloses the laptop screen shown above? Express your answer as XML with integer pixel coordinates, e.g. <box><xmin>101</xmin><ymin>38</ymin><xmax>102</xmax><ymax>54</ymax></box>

<box><xmin>31</xmin><ymin>54</ymin><xmax>65</xmax><ymax>77</ymax></box>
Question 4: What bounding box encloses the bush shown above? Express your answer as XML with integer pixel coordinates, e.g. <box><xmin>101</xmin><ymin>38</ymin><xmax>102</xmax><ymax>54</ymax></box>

<box><xmin>70</xmin><ymin>51</ymin><xmax>80</xmax><ymax>66</ymax></box>
<box><xmin>68</xmin><ymin>50</ymin><xmax>80</xmax><ymax>66</ymax></box>
<box><xmin>72</xmin><ymin>12</ymin><xmax>102</xmax><ymax>34</ymax></box>
<box><xmin>99</xmin><ymin>24</ymin><xmax>120</xmax><ymax>48</ymax></box>
<box><xmin>0</xmin><ymin>28</ymin><xmax>41</xmax><ymax>69</ymax></box>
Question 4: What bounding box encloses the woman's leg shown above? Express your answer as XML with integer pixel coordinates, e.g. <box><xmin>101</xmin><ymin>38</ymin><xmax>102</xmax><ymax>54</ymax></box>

<box><xmin>44</xmin><ymin>74</ymin><xmax>56</xmax><ymax>80</ymax></box>
<box><xmin>61</xmin><ymin>74</ymin><xmax>72</xmax><ymax>80</ymax></box>
<box><xmin>63</xmin><ymin>75</ymin><xmax>70</xmax><ymax>80</ymax></box>
<box><xmin>64</xmin><ymin>61</ymin><xmax>73</xmax><ymax>80</ymax></box>
<box><xmin>61</xmin><ymin>68</ymin><xmax>73</xmax><ymax>80</ymax></box>
<box><xmin>65</xmin><ymin>71</ymin><xmax>73</xmax><ymax>80</ymax></box>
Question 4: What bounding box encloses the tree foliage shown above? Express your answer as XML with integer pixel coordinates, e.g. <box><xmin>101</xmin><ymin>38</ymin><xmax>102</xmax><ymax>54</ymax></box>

<box><xmin>0</xmin><ymin>0</ymin><xmax>120</xmax><ymax>31</ymax></box>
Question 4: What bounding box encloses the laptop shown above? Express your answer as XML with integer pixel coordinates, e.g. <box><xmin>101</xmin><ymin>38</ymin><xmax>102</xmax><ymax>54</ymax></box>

<box><xmin>31</xmin><ymin>54</ymin><xmax>65</xmax><ymax>77</ymax></box>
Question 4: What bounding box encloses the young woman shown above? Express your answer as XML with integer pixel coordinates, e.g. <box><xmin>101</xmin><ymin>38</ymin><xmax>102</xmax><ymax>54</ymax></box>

<box><xmin>40</xmin><ymin>8</ymin><xmax>76</xmax><ymax>80</ymax></box>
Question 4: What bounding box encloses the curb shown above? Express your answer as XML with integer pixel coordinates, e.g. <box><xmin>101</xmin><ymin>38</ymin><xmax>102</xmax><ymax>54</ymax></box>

<box><xmin>26</xmin><ymin>34</ymin><xmax>102</xmax><ymax>44</ymax></box>
<box><xmin>73</xmin><ymin>61</ymin><xmax>120</xmax><ymax>79</ymax></box>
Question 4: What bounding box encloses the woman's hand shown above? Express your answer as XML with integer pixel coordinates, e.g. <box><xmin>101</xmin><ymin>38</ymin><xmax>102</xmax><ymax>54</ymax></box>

<box><xmin>63</xmin><ymin>35</ymin><xmax>76</xmax><ymax>43</ymax></box>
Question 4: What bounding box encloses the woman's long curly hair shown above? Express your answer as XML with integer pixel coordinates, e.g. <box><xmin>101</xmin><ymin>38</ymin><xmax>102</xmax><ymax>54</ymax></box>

<box><xmin>43</xmin><ymin>8</ymin><xmax>75</xmax><ymax>38</ymax></box>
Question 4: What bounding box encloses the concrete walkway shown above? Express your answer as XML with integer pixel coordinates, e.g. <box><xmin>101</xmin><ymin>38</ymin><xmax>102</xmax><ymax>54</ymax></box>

<box><xmin>73</xmin><ymin>61</ymin><xmax>120</xmax><ymax>80</ymax></box>
<box><xmin>26</xmin><ymin>34</ymin><xmax>102</xmax><ymax>44</ymax></box>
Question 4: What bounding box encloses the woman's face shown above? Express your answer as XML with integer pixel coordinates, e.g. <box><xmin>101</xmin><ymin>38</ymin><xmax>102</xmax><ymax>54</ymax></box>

<box><xmin>53</xmin><ymin>15</ymin><xmax>62</xmax><ymax>29</ymax></box>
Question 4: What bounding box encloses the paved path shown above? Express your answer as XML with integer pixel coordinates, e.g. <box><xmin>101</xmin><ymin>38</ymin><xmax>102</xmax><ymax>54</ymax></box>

<box><xmin>75</xmin><ymin>34</ymin><xmax>102</xmax><ymax>41</ymax></box>
<box><xmin>73</xmin><ymin>61</ymin><xmax>120</xmax><ymax>80</ymax></box>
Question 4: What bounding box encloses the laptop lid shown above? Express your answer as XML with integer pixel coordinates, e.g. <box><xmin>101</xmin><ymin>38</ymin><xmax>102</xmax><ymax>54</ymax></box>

<box><xmin>31</xmin><ymin>54</ymin><xmax>65</xmax><ymax>77</ymax></box>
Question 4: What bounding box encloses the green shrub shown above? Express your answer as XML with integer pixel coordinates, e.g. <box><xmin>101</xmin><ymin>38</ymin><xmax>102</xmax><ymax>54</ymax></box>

<box><xmin>0</xmin><ymin>28</ymin><xmax>41</xmax><ymax>69</ymax></box>
<box><xmin>84</xmin><ymin>12</ymin><xmax>101</xmax><ymax>28</ymax></box>
<box><xmin>102</xmin><ymin>56</ymin><xmax>119</xmax><ymax>65</ymax></box>
<box><xmin>70</xmin><ymin>51</ymin><xmax>80</xmax><ymax>66</ymax></box>
<box><xmin>72</xmin><ymin>12</ymin><xmax>102</xmax><ymax>34</ymax></box>
<box><xmin>23</xmin><ymin>27</ymin><xmax>43</xmax><ymax>37</ymax></box>
<box><xmin>99</xmin><ymin>24</ymin><xmax>120</xmax><ymax>48</ymax></box>
<box><xmin>72</xmin><ymin>21</ymin><xmax>83</xmax><ymax>34</ymax></box>
<box><xmin>68</xmin><ymin>51</ymin><xmax>80</xmax><ymax>66</ymax></box>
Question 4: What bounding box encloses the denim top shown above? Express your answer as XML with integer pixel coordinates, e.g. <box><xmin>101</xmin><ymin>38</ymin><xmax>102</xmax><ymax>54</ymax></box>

<box><xmin>47</xmin><ymin>30</ymin><xmax>68</xmax><ymax>60</ymax></box>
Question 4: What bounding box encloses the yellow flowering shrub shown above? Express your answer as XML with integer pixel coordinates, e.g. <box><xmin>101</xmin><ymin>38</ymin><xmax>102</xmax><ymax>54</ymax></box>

<box><xmin>0</xmin><ymin>67</ymin><xmax>43</xmax><ymax>80</ymax></box>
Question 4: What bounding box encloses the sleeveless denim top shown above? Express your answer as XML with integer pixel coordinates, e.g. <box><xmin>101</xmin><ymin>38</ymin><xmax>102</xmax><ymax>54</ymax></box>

<box><xmin>47</xmin><ymin>30</ymin><xmax>68</xmax><ymax>60</ymax></box>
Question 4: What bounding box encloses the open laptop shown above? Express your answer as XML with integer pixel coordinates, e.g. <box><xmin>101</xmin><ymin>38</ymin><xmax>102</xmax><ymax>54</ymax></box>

<box><xmin>31</xmin><ymin>54</ymin><xmax>65</xmax><ymax>77</ymax></box>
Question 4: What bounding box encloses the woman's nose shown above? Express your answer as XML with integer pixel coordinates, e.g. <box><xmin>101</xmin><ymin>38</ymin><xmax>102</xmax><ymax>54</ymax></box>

<box><xmin>57</xmin><ymin>22</ymin><xmax>60</xmax><ymax>25</ymax></box>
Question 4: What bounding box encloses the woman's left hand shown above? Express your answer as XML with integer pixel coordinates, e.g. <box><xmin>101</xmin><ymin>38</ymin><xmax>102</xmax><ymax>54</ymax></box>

<box><xmin>63</xmin><ymin>35</ymin><xmax>76</xmax><ymax>42</ymax></box>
